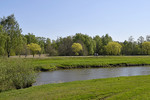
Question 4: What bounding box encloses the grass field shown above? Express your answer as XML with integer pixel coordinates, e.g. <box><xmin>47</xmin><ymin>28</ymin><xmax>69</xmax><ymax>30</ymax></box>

<box><xmin>1</xmin><ymin>56</ymin><xmax>150</xmax><ymax>99</ymax></box>
<box><xmin>1</xmin><ymin>75</ymin><xmax>150</xmax><ymax>100</ymax></box>
<box><xmin>27</xmin><ymin>56</ymin><xmax>150</xmax><ymax>71</ymax></box>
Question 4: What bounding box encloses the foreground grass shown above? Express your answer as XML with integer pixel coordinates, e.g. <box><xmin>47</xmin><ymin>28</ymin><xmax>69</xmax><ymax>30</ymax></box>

<box><xmin>1</xmin><ymin>75</ymin><xmax>150</xmax><ymax>100</ymax></box>
<box><xmin>28</xmin><ymin>56</ymin><xmax>150</xmax><ymax>71</ymax></box>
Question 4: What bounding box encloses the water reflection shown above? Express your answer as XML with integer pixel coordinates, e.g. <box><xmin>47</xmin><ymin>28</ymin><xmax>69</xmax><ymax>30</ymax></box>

<box><xmin>33</xmin><ymin>66</ymin><xmax>150</xmax><ymax>86</ymax></box>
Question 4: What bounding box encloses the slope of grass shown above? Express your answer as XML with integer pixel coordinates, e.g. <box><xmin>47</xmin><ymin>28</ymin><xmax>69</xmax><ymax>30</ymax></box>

<box><xmin>1</xmin><ymin>75</ymin><xmax>150</xmax><ymax>100</ymax></box>
<box><xmin>29</xmin><ymin>56</ymin><xmax>150</xmax><ymax>71</ymax></box>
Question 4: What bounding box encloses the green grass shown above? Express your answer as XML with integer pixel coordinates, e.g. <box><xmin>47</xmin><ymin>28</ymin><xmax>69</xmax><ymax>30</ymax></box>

<box><xmin>1</xmin><ymin>75</ymin><xmax>150</xmax><ymax>100</ymax></box>
<box><xmin>28</xmin><ymin>56</ymin><xmax>150</xmax><ymax>71</ymax></box>
<box><xmin>1</xmin><ymin>56</ymin><xmax>150</xmax><ymax>99</ymax></box>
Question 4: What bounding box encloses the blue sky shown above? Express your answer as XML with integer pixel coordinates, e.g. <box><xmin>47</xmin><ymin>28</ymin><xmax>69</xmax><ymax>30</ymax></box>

<box><xmin>1</xmin><ymin>0</ymin><xmax>150</xmax><ymax>42</ymax></box>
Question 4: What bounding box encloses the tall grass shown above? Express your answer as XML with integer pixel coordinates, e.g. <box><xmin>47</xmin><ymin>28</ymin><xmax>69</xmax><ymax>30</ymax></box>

<box><xmin>0</xmin><ymin>58</ymin><xmax>35</xmax><ymax>92</ymax></box>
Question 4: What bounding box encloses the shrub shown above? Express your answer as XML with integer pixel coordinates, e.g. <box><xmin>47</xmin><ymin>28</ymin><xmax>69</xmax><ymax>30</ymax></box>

<box><xmin>0</xmin><ymin>58</ymin><xmax>36</xmax><ymax>92</ymax></box>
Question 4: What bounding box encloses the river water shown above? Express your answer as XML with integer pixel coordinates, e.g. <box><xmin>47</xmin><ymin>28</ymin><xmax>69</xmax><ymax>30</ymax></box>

<box><xmin>33</xmin><ymin>66</ymin><xmax>150</xmax><ymax>86</ymax></box>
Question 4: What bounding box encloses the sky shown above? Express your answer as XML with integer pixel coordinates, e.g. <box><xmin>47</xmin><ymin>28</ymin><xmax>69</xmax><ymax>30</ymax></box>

<box><xmin>1</xmin><ymin>0</ymin><xmax>150</xmax><ymax>42</ymax></box>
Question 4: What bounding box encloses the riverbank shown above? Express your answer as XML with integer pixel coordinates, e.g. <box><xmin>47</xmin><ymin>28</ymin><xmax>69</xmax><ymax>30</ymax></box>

<box><xmin>1</xmin><ymin>75</ymin><xmax>150</xmax><ymax>100</ymax></box>
<box><xmin>29</xmin><ymin>56</ymin><xmax>150</xmax><ymax>71</ymax></box>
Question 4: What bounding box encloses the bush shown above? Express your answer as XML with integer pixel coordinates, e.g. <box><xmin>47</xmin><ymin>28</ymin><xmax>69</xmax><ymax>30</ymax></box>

<box><xmin>0</xmin><ymin>58</ymin><xmax>36</xmax><ymax>92</ymax></box>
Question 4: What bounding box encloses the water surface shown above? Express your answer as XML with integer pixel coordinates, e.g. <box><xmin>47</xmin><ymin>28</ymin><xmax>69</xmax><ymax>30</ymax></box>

<box><xmin>33</xmin><ymin>66</ymin><xmax>150</xmax><ymax>86</ymax></box>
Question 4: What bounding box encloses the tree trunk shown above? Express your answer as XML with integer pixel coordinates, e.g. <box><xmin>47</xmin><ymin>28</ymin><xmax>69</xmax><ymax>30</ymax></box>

<box><xmin>7</xmin><ymin>51</ymin><xmax>10</xmax><ymax>58</ymax></box>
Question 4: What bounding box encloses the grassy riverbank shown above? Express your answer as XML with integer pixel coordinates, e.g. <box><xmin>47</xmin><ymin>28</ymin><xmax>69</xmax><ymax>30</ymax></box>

<box><xmin>1</xmin><ymin>75</ymin><xmax>150</xmax><ymax>100</ymax></box>
<box><xmin>29</xmin><ymin>56</ymin><xmax>150</xmax><ymax>71</ymax></box>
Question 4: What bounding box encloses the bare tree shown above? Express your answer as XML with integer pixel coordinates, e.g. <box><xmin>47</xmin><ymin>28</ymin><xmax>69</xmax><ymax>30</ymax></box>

<box><xmin>146</xmin><ymin>35</ymin><xmax>150</xmax><ymax>41</ymax></box>
<box><xmin>137</xmin><ymin>36</ymin><xmax>144</xmax><ymax>44</ymax></box>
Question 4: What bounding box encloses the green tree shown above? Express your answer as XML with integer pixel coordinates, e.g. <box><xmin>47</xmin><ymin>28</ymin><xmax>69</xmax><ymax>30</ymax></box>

<box><xmin>142</xmin><ymin>42</ymin><xmax>150</xmax><ymax>55</ymax></box>
<box><xmin>45</xmin><ymin>38</ymin><xmax>51</xmax><ymax>53</ymax></box>
<box><xmin>25</xmin><ymin>33</ymin><xmax>38</xmax><ymax>44</ymax></box>
<box><xmin>0</xmin><ymin>25</ymin><xmax>6</xmax><ymax>55</ymax></box>
<box><xmin>73</xmin><ymin>33</ymin><xmax>96</xmax><ymax>55</ymax></box>
<box><xmin>47</xmin><ymin>45</ymin><xmax>58</xmax><ymax>56</ymax></box>
<box><xmin>58</xmin><ymin>36</ymin><xmax>73</xmax><ymax>56</ymax></box>
<box><xmin>0</xmin><ymin>14</ymin><xmax>22</xmax><ymax>57</ymax></box>
<box><xmin>72</xmin><ymin>43</ymin><xmax>83</xmax><ymax>56</ymax></box>
<box><xmin>101</xmin><ymin>34</ymin><xmax>112</xmax><ymax>55</ymax></box>
<box><xmin>45</xmin><ymin>38</ymin><xmax>58</xmax><ymax>56</ymax></box>
<box><xmin>137</xmin><ymin>36</ymin><xmax>144</xmax><ymax>54</ymax></box>
<box><xmin>36</xmin><ymin>37</ymin><xmax>46</xmax><ymax>55</ymax></box>
<box><xmin>93</xmin><ymin>35</ymin><xmax>103</xmax><ymax>55</ymax></box>
<box><xmin>102</xmin><ymin>34</ymin><xmax>112</xmax><ymax>45</ymax></box>
<box><xmin>122</xmin><ymin>40</ymin><xmax>132</xmax><ymax>55</ymax></box>
<box><xmin>105</xmin><ymin>42</ymin><xmax>122</xmax><ymax>55</ymax></box>
<box><xmin>15</xmin><ymin>34</ymin><xmax>26</xmax><ymax>56</ymax></box>
<box><xmin>27</xmin><ymin>43</ymin><xmax>41</xmax><ymax>57</ymax></box>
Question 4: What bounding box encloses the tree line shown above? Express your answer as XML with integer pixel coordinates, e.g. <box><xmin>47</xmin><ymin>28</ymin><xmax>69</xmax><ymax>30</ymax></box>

<box><xmin>0</xmin><ymin>14</ymin><xmax>150</xmax><ymax>57</ymax></box>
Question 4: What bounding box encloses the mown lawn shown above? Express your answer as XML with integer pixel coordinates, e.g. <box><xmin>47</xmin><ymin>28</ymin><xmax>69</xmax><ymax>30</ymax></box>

<box><xmin>1</xmin><ymin>75</ymin><xmax>150</xmax><ymax>100</ymax></box>
<box><xmin>28</xmin><ymin>56</ymin><xmax>150</xmax><ymax>71</ymax></box>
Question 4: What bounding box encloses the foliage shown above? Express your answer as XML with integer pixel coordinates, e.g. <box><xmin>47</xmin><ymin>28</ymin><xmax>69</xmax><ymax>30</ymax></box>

<box><xmin>25</xmin><ymin>33</ymin><xmax>38</xmax><ymax>44</ymax></box>
<box><xmin>101</xmin><ymin>34</ymin><xmax>113</xmax><ymax>55</ymax></box>
<box><xmin>73</xmin><ymin>33</ymin><xmax>96</xmax><ymax>55</ymax></box>
<box><xmin>45</xmin><ymin>38</ymin><xmax>51</xmax><ymax>53</ymax></box>
<box><xmin>105</xmin><ymin>42</ymin><xmax>122</xmax><ymax>55</ymax></box>
<box><xmin>0</xmin><ymin>58</ymin><xmax>35</xmax><ymax>92</ymax></box>
<box><xmin>0</xmin><ymin>14</ymin><xmax>22</xmax><ymax>57</ymax></box>
<box><xmin>72</xmin><ymin>43</ymin><xmax>83</xmax><ymax>55</ymax></box>
<box><xmin>58</xmin><ymin>36</ymin><xmax>73</xmax><ymax>56</ymax></box>
<box><xmin>27</xmin><ymin>43</ymin><xmax>41</xmax><ymax>57</ymax></box>
<box><xmin>0</xmin><ymin>25</ymin><xmax>6</xmax><ymax>55</ymax></box>
<box><xmin>1</xmin><ymin>14</ymin><xmax>150</xmax><ymax>57</ymax></box>
<box><xmin>142</xmin><ymin>42</ymin><xmax>150</xmax><ymax>55</ymax></box>
<box><xmin>47</xmin><ymin>45</ymin><xmax>58</xmax><ymax>56</ymax></box>
<box><xmin>93</xmin><ymin>35</ymin><xmax>103</xmax><ymax>54</ymax></box>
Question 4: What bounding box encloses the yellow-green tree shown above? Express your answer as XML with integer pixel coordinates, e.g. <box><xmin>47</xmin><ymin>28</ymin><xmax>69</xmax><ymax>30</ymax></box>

<box><xmin>105</xmin><ymin>42</ymin><xmax>122</xmax><ymax>55</ymax></box>
<box><xmin>72</xmin><ymin>43</ymin><xmax>83</xmax><ymax>56</ymax></box>
<box><xmin>142</xmin><ymin>42</ymin><xmax>150</xmax><ymax>55</ymax></box>
<box><xmin>27</xmin><ymin>43</ymin><xmax>41</xmax><ymax>57</ymax></box>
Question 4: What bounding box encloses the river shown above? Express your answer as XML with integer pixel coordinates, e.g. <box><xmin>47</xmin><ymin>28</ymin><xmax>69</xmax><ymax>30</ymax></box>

<box><xmin>33</xmin><ymin>66</ymin><xmax>150</xmax><ymax>86</ymax></box>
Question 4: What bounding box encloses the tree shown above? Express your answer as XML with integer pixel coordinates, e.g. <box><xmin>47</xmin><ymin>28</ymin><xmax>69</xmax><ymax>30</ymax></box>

<box><xmin>128</xmin><ymin>36</ymin><xmax>134</xmax><ymax>43</ymax></box>
<box><xmin>72</xmin><ymin>43</ymin><xmax>83</xmax><ymax>56</ymax></box>
<box><xmin>25</xmin><ymin>33</ymin><xmax>38</xmax><ymax>44</ymax></box>
<box><xmin>46</xmin><ymin>45</ymin><xmax>58</xmax><ymax>56</ymax></box>
<box><xmin>101</xmin><ymin>34</ymin><xmax>112</xmax><ymax>55</ymax></box>
<box><xmin>137</xmin><ymin>36</ymin><xmax>144</xmax><ymax>54</ymax></box>
<box><xmin>58</xmin><ymin>36</ymin><xmax>73</xmax><ymax>56</ymax></box>
<box><xmin>36</xmin><ymin>37</ymin><xmax>46</xmax><ymax>55</ymax></box>
<box><xmin>138</xmin><ymin>36</ymin><xmax>144</xmax><ymax>44</ymax></box>
<box><xmin>45</xmin><ymin>38</ymin><xmax>51</xmax><ymax>53</ymax></box>
<box><xmin>73</xmin><ymin>33</ymin><xmax>96</xmax><ymax>55</ymax></box>
<box><xmin>128</xmin><ymin>36</ymin><xmax>135</xmax><ymax>55</ymax></box>
<box><xmin>105</xmin><ymin>42</ymin><xmax>122</xmax><ymax>55</ymax></box>
<box><xmin>14</xmin><ymin>35</ymin><xmax>25</xmax><ymax>56</ymax></box>
<box><xmin>102</xmin><ymin>34</ymin><xmax>112</xmax><ymax>45</ymax></box>
<box><xmin>27</xmin><ymin>43</ymin><xmax>41</xmax><ymax>57</ymax></box>
<box><xmin>146</xmin><ymin>35</ymin><xmax>150</xmax><ymax>41</ymax></box>
<box><xmin>0</xmin><ymin>25</ymin><xmax>6</xmax><ymax>55</ymax></box>
<box><xmin>45</xmin><ymin>38</ymin><xmax>58</xmax><ymax>56</ymax></box>
<box><xmin>0</xmin><ymin>14</ymin><xmax>22</xmax><ymax>57</ymax></box>
<box><xmin>93</xmin><ymin>35</ymin><xmax>103</xmax><ymax>55</ymax></box>
<box><xmin>142</xmin><ymin>42</ymin><xmax>150</xmax><ymax>55</ymax></box>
